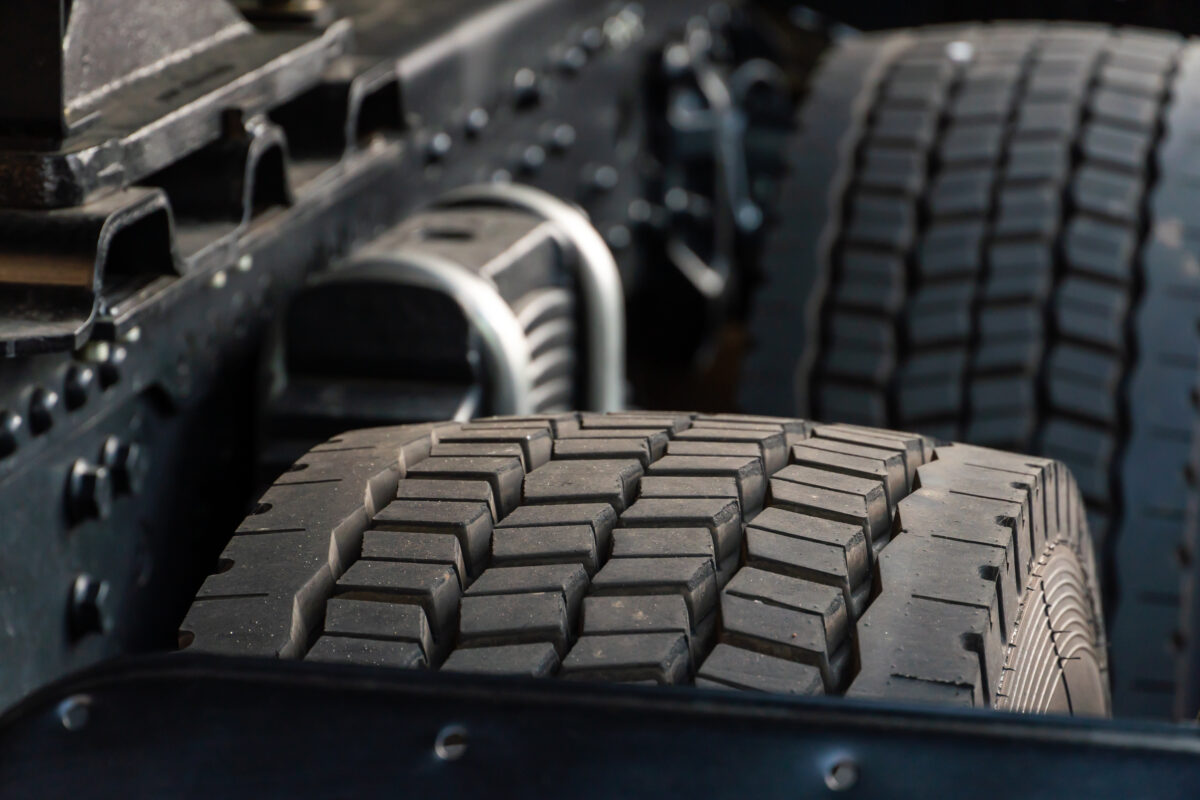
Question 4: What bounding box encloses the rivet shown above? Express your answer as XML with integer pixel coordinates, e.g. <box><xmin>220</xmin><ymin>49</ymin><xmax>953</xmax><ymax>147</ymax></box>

<box><xmin>0</xmin><ymin>411</ymin><xmax>22</xmax><ymax>457</ymax></box>
<box><xmin>606</xmin><ymin>224</ymin><xmax>632</xmax><ymax>250</ymax></box>
<box><xmin>588</xmin><ymin>164</ymin><xmax>619</xmax><ymax>192</ymax></box>
<box><xmin>69</xmin><ymin>575</ymin><xmax>110</xmax><ymax>638</ymax></box>
<box><xmin>464</xmin><ymin>108</ymin><xmax>490</xmax><ymax>137</ymax></box>
<box><xmin>98</xmin><ymin>346</ymin><xmax>126</xmax><ymax>389</ymax></box>
<box><xmin>513</xmin><ymin>68</ymin><xmax>540</xmax><ymax>108</ymax></box>
<box><xmin>122</xmin><ymin>326</ymin><xmax>141</xmax><ymax>344</ymax></box>
<box><xmin>559</xmin><ymin>45</ymin><xmax>587</xmax><ymax>74</ymax></box>
<box><xmin>544</xmin><ymin>123</ymin><xmax>576</xmax><ymax>153</ymax></box>
<box><xmin>425</xmin><ymin>131</ymin><xmax>453</xmax><ymax>162</ymax></box>
<box><xmin>236</xmin><ymin>254</ymin><xmax>254</xmax><ymax>272</ymax></box>
<box><xmin>29</xmin><ymin>388</ymin><xmax>59</xmax><ymax>434</ymax></box>
<box><xmin>518</xmin><ymin>145</ymin><xmax>547</xmax><ymax>174</ymax></box>
<box><xmin>210</xmin><ymin>270</ymin><xmax>228</xmax><ymax>289</ymax></box>
<box><xmin>101</xmin><ymin>437</ymin><xmax>145</xmax><ymax>495</ymax></box>
<box><xmin>57</xmin><ymin>696</ymin><xmax>91</xmax><ymax>732</ymax></box>
<box><xmin>67</xmin><ymin>459</ymin><xmax>113</xmax><ymax>522</ymax></box>
<box><xmin>580</xmin><ymin>27</ymin><xmax>605</xmax><ymax>52</ymax></box>
<box><xmin>63</xmin><ymin>365</ymin><xmax>95</xmax><ymax>411</ymax></box>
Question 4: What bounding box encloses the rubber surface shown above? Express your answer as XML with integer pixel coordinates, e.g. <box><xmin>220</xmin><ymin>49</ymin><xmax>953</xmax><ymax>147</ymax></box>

<box><xmin>180</xmin><ymin>412</ymin><xmax>1107</xmax><ymax>714</ymax></box>
<box><xmin>741</xmin><ymin>23</ymin><xmax>1197</xmax><ymax>717</ymax></box>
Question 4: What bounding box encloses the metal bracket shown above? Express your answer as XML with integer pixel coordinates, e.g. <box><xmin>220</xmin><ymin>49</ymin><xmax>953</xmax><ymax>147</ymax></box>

<box><xmin>437</xmin><ymin>183</ymin><xmax>626</xmax><ymax>413</ymax></box>
<box><xmin>311</xmin><ymin>254</ymin><xmax>534</xmax><ymax>415</ymax></box>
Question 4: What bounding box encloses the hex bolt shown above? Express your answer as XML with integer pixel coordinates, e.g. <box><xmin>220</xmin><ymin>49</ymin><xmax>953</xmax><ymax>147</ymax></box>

<box><xmin>424</xmin><ymin>131</ymin><xmax>453</xmax><ymax>162</ymax></box>
<box><xmin>580</xmin><ymin>27</ymin><xmax>605</xmax><ymax>52</ymax></box>
<box><xmin>57</xmin><ymin>695</ymin><xmax>92</xmax><ymax>732</ymax></box>
<box><xmin>67</xmin><ymin>459</ymin><xmax>113</xmax><ymax>523</ymax></box>
<box><xmin>464</xmin><ymin>108</ymin><xmax>490</xmax><ymax>138</ymax></box>
<box><xmin>28</xmin><ymin>388</ymin><xmax>59</xmax><ymax>434</ymax></box>
<box><xmin>64</xmin><ymin>365</ymin><xmax>95</xmax><ymax>410</ymax></box>
<box><xmin>101</xmin><ymin>437</ymin><xmax>145</xmax><ymax>495</ymax></box>
<box><xmin>69</xmin><ymin>574</ymin><xmax>111</xmax><ymax>639</ymax></box>
<box><xmin>518</xmin><ymin>145</ymin><xmax>547</xmax><ymax>175</ymax></box>
<box><xmin>588</xmin><ymin>164</ymin><xmax>619</xmax><ymax>192</ymax></box>
<box><xmin>559</xmin><ymin>45</ymin><xmax>587</xmax><ymax>75</ymax></box>
<box><xmin>0</xmin><ymin>411</ymin><xmax>22</xmax><ymax>457</ymax></box>
<box><xmin>512</xmin><ymin>68</ymin><xmax>540</xmax><ymax>108</ymax></box>
<box><xmin>84</xmin><ymin>343</ymin><xmax>126</xmax><ymax>389</ymax></box>
<box><xmin>543</xmin><ymin>123</ymin><xmax>576</xmax><ymax>153</ymax></box>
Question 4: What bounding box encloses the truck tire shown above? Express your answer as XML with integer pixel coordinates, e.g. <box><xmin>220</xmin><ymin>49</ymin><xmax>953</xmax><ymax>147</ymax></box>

<box><xmin>180</xmin><ymin>412</ymin><xmax>1108</xmax><ymax>715</ymax></box>
<box><xmin>740</xmin><ymin>23</ymin><xmax>1197</xmax><ymax>717</ymax></box>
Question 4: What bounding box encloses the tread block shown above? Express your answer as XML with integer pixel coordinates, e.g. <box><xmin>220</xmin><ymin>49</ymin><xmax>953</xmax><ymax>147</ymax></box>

<box><xmin>552</xmin><ymin>437</ymin><xmax>657</xmax><ymax>467</ymax></box>
<box><xmin>466</xmin><ymin>564</ymin><xmax>590</xmax><ymax>621</ymax></box>
<box><xmin>406</xmin><ymin>457</ymin><xmax>524</xmax><ymax>519</ymax></box>
<box><xmin>323</xmin><ymin>598</ymin><xmax>434</xmax><ymax>661</ymax></box>
<box><xmin>845</xmin><ymin>192</ymin><xmax>916</xmax><ymax>251</ymax></box>
<box><xmin>792</xmin><ymin>443</ymin><xmax>905</xmax><ymax>511</ymax></box>
<box><xmin>1072</xmin><ymin>164</ymin><xmax>1141</xmax><ymax>223</ymax></box>
<box><xmin>555</xmin><ymin>427</ymin><xmax>669</xmax><ymax>455</ymax></box>
<box><xmin>442</xmin><ymin>643</ymin><xmax>560</xmax><ymax>676</ymax></box>
<box><xmin>458</xmin><ymin>591</ymin><xmax>572</xmax><ymax>654</ymax></box>
<box><xmin>940</xmin><ymin>122</ymin><xmax>1004</xmax><ymax>165</ymax></box>
<box><xmin>918</xmin><ymin>221</ymin><xmax>985</xmax><ymax>281</ymax></box>
<box><xmin>813</xmin><ymin>426</ymin><xmax>924</xmax><ymax>489</ymax></box>
<box><xmin>360</xmin><ymin>531</ymin><xmax>466</xmax><ymax>583</ymax></box>
<box><xmin>305</xmin><ymin>637</ymin><xmax>426</xmax><ymax>668</ymax></box>
<box><xmin>611</xmin><ymin>527</ymin><xmax>716</xmax><ymax>566</ymax></box>
<box><xmin>578</xmin><ymin>413</ymin><xmax>690</xmax><ymax>433</ymax></box>
<box><xmin>647</xmin><ymin>454</ymin><xmax>766</xmax><ymax>515</ymax></box>
<box><xmin>638</xmin><ymin>476</ymin><xmax>740</xmax><ymax>502</ymax></box>
<box><xmin>335</xmin><ymin>561</ymin><xmax>462</xmax><ymax>642</ymax></box>
<box><xmin>497</xmin><ymin>503</ymin><xmax>617</xmax><ymax>557</ymax></box>
<box><xmin>590</xmin><ymin>557</ymin><xmax>718</xmax><ymax>622</ymax></box>
<box><xmin>858</xmin><ymin>146</ymin><xmax>926</xmax><ymax>195</ymax></box>
<box><xmin>1065</xmin><ymin>217</ymin><xmax>1137</xmax><ymax>282</ymax></box>
<box><xmin>578</xmin><ymin>594</ymin><xmax>715</xmax><ymax>659</ymax></box>
<box><xmin>773</xmin><ymin>464</ymin><xmax>890</xmax><ymax>542</ymax></box>
<box><xmin>1056</xmin><ymin>277</ymin><xmax>1128</xmax><ymax>351</ymax></box>
<box><xmin>561</xmin><ymin>633</ymin><xmax>691</xmax><ymax>684</ymax></box>
<box><xmin>429</xmin><ymin>442</ymin><xmax>527</xmax><ymax>468</ymax></box>
<box><xmin>436</xmin><ymin>427</ymin><xmax>553</xmax><ymax>471</ymax></box>
<box><xmin>1005</xmin><ymin>139</ymin><xmax>1070</xmax><ymax>185</ymax></box>
<box><xmin>491</xmin><ymin>525</ymin><xmax>600</xmax><ymax>575</ymax></box>
<box><xmin>619</xmin><ymin>497</ymin><xmax>742</xmax><ymax>560</ymax></box>
<box><xmin>719</xmin><ymin>594</ymin><xmax>842</xmax><ymax>691</ymax></box>
<box><xmin>395</xmin><ymin>479</ymin><xmax>498</xmax><ymax>522</ymax></box>
<box><xmin>994</xmin><ymin>186</ymin><xmax>1060</xmax><ymax>240</ymax></box>
<box><xmin>372</xmin><ymin>499</ymin><xmax>492</xmax><ymax>577</ymax></box>
<box><xmin>1081</xmin><ymin>122</ymin><xmax>1151</xmax><ymax>171</ymax></box>
<box><xmin>672</xmin><ymin>427</ymin><xmax>789</xmax><ymax>474</ymax></box>
<box><xmin>726</xmin><ymin>567</ymin><xmax>848</xmax><ymax>645</ymax></box>
<box><xmin>523</xmin><ymin>459</ymin><xmax>644</xmax><ymax>513</ymax></box>
<box><xmin>836</xmin><ymin>250</ymin><xmax>905</xmax><ymax>315</ymax></box>
<box><xmin>697</xmin><ymin>644</ymin><xmax>825</xmax><ymax>694</ymax></box>
<box><xmin>928</xmin><ymin>170</ymin><xmax>993</xmax><ymax>218</ymax></box>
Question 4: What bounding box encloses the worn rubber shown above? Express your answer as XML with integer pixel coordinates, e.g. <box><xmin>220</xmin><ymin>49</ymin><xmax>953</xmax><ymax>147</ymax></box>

<box><xmin>180</xmin><ymin>412</ymin><xmax>1108</xmax><ymax>714</ymax></box>
<box><xmin>741</xmin><ymin>23</ymin><xmax>1197</xmax><ymax>717</ymax></box>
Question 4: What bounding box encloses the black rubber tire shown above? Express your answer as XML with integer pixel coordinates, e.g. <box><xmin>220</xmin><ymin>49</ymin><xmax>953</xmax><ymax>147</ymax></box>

<box><xmin>740</xmin><ymin>23</ymin><xmax>1198</xmax><ymax>717</ymax></box>
<box><xmin>180</xmin><ymin>412</ymin><xmax>1108</xmax><ymax>714</ymax></box>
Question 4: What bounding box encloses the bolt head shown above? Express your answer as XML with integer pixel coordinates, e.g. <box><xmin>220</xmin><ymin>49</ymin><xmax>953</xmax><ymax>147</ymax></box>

<box><xmin>64</xmin><ymin>366</ymin><xmax>95</xmax><ymax>410</ymax></box>
<box><xmin>101</xmin><ymin>437</ymin><xmax>146</xmax><ymax>495</ymax></box>
<box><xmin>57</xmin><ymin>695</ymin><xmax>92</xmax><ymax>731</ymax></box>
<box><xmin>68</xmin><ymin>459</ymin><xmax>113</xmax><ymax>523</ymax></box>
<box><xmin>29</xmin><ymin>388</ymin><xmax>59</xmax><ymax>434</ymax></box>
<box><xmin>69</xmin><ymin>575</ymin><xmax>110</xmax><ymax>638</ymax></box>
<box><xmin>512</xmin><ymin>68</ymin><xmax>540</xmax><ymax>108</ymax></box>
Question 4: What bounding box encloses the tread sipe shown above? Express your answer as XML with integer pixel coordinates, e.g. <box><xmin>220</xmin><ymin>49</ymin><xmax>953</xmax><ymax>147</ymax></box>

<box><xmin>741</xmin><ymin>22</ymin><xmax>1197</xmax><ymax>717</ymax></box>
<box><xmin>181</xmin><ymin>412</ymin><xmax>1108</xmax><ymax>714</ymax></box>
